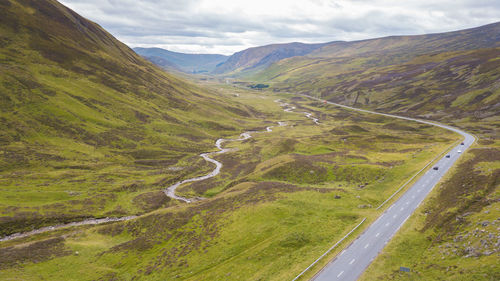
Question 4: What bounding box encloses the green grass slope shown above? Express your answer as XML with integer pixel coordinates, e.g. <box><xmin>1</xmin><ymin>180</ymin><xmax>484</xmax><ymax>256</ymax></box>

<box><xmin>0</xmin><ymin>0</ymin><xmax>265</xmax><ymax>235</ymax></box>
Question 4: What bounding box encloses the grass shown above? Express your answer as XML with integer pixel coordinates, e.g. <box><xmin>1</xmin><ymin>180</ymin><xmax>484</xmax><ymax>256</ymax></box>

<box><xmin>359</xmin><ymin>140</ymin><xmax>500</xmax><ymax>280</ymax></box>
<box><xmin>0</xmin><ymin>90</ymin><xmax>459</xmax><ymax>280</ymax></box>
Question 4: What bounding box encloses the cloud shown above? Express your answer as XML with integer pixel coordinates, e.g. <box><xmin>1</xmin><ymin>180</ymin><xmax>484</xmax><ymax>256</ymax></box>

<box><xmin>59</xmin><ymin>0</ymin><xmax>500</xmax><ymax>55</ymax></box>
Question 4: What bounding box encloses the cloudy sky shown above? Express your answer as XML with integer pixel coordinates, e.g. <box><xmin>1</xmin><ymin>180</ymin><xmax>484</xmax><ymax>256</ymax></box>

<box><xmin>59</xmin><ymin>0</ymin><xmax>500</xmax><ymax>55</ymax></box>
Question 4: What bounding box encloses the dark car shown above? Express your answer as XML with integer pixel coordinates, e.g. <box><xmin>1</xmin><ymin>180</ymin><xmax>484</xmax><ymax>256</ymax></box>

<box><xmin>433</xmin><ymin>167</ymin><xmax>439</xmax><ymax>170</ymax></box>
<box><xmin>461</xmin><ymin>142</ymin><xmax>464</xmax><ymax>145</ymax></box>
<box><xmin>446</xmin><ymin>155</ymin><xmax>451</xmax><ymax>158</ymax></box>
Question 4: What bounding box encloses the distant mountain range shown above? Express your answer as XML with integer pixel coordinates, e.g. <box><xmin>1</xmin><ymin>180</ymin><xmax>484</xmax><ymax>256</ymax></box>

<box><xmin>140</xmin><ymin>22</ymin><xmax>500</xmax><ymax>80</ymax></box>
<box><xmin>133</xmin><ymin>47</ymin><xmax>228</xmax><ymax>73</ymax></box>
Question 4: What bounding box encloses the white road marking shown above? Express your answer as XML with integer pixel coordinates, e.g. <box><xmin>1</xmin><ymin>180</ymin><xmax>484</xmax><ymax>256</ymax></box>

<box><xmin>418</xmin><ymin>189</ymin><xmax>421</xmax><ymax>193</ymax></box>
<box><xmin>406</xmin><ymin>201</ymin><xmax>410</xmax><ymax>205</ymax></box>
<box><xmin>412</xmin><ymin>195</ymin><xmax>415</xmax><ymax>199</ymax></box>
<box><xmin>393</xmin><ymin>214</ymin><xmax>397</xmax><ymax>218</ymax></box>
<box><xmin>337</xmin><ymin>271</ymin><xmax>344</xmax><ymax>278</ymax></box>
<box><xmin>385</xmin><ymin>222</ymin><xmax>390</xmax><ymax>226</ymax></box>
<box><xmin>340</xmin><ymin>250</ymin><xmax>346</xmax><ymax>256</ymax></box>
<box><xmin>400</xmin><ymin>207</ymin><xmax>404</xmax><ymax>211</ymax></box>
<box><xmin>349</xmin><ymin>259</ymin><xmax>355</xmax><ymax>265</ymax></box>
<box><xmin>375</xmin><ymin>232</ymin><xmax>380</xmax><ymax>237</ymax></box>
<box><xmin>364</xmin><ymin>243</ymin><xmax>369</xmax><ymax>249</ymax></box>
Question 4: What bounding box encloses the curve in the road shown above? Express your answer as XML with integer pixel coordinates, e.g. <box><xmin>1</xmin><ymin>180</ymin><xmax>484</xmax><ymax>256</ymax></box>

<box><xmin>299</xmin><ymin>94</ymin><xmax>474</xmax><ymax>281</ymax></box>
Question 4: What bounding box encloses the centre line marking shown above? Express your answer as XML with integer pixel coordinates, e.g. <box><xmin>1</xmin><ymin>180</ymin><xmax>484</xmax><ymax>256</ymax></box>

<box><xmin>364</xmin><ymin>243</ymin><xmax>369</xmax><ymax>248</ymax></box>
<box><xmin>406</xmin><ymin>201</ymin><xmax>410</xmax><ymax>205</ymax></box>
<box><xmin>385</xmin><ymin>222</ymin><xmax>390</xmax><ymax>226</ymax></box>
<box><xmin>375</xmin><ymin>232</ymin><xmax>380</xmax><ymax>237</ymax></box>
<box><xmin>400</xmin><ymin>207</ymin><xmax>404</xmax><ymax>211</ymax></box>
<box><xmin>337</xmin><ymin>271</ymin><xmax>344</xmax><ymax>278</ymax></box>
<box><xmin>393</xmin><ymin>214</ymin><xmax>397</xmax><ymax>218</ymax></box>
<box><xmin>349</xmin><ymin>259</ymin><xmax>355</xmax><ymax>265</ymax></box>
<box><xmin>412</xmin><ymin>195</ymin><xmax>416</xmax><ymax>199</ymax></box>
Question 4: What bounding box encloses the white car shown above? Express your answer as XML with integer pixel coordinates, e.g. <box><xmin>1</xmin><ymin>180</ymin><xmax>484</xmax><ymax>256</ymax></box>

<box><xmin>458</xmin><ymin>150</ymin><xmax>462</xmax><ymax>153</ymax></box>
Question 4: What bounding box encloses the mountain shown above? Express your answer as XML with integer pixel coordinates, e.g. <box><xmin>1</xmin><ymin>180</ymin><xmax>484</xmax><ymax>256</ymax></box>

<box><xmin>133</xmin><ymin>47</ymin><xmax>228</xmax><ymax>73</ymax></box>
<box><xmin>212</xmin><ymin>42</ymin><xmax>328</xmax><ymax>75</ymax></box>
<box><xmin>0</xmin><ymin>0</ymin><xmax>260</xmax><ymax>235</ymax></box>
<box><xmin>251</xmin><ymin>22</ymin><xmax>500</xmax><ymax>123</ymax></box>
<box><xmin>312</xmin><ymin>22</ymin><xmax>500</xmax><ymax>59</ymax></box>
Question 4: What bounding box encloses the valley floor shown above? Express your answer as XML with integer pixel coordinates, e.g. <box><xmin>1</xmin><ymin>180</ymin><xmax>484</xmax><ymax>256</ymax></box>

<box><xmin>0</xmin><ymin>84</ymin><xmax>461</xmax><ymax>280</ymax></box>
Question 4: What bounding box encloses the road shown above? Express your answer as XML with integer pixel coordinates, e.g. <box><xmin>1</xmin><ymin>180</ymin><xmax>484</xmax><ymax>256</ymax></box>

<box><xmin>302</xmin><ymin>95</ymin><xmax>475</xmax><ymax>281</ymax></box>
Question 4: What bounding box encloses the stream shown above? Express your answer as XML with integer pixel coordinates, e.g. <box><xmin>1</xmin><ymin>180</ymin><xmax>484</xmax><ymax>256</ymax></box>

<box><xmin>164</xmin><ymin>99</ymin><xmax>319</xmax><ymax>202</ymax></box>
<box><xmin>0</xmin><ymin>99</ymin><xmax>318</xmax><ymax>242</ymax></box>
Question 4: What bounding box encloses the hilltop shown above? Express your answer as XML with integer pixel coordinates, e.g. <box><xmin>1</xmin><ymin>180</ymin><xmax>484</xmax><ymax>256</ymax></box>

<box><xmin>212</xmin><ymin>42</ymin><xmax>328</xmax><ymax>75</ymax></box>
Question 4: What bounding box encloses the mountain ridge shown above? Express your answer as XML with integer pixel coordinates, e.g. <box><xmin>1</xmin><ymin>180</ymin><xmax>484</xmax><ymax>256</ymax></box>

<box><xmin>212</xmin><ymin>41</ymin><xmax>328</xmax><ymax>75</ymax></box>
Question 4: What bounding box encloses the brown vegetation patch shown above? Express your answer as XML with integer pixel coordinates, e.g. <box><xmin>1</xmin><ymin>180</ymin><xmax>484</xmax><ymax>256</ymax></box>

<box><xmin>382</xmin><ymin>122</ymin><xmax>417</xmax><ymax>131</ymax></box>
<box><xmin>133</xmin><ymin>191</ymin><xmax>171</xmax><ymax>213</ymax></box>
<box><xmin>262</xmin><ymin>158</ymin><xmax>329</xmax><ymax>184</ymax></box>
<box><xmin>0</xmin><ymin>193</ymin><xmax>117</xmax><ymax>236</ymax></box>
<box><xmin>0</xmin><ymin>237</ymin><xmax>71</xmax><ymax>269</ymax></box>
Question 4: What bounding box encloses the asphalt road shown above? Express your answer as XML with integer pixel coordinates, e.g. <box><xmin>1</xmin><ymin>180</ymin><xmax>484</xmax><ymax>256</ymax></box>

<box><xmin>303</xmin><ymin>95</ymin><xmax>475</xmax><ymax>281</ymax></box>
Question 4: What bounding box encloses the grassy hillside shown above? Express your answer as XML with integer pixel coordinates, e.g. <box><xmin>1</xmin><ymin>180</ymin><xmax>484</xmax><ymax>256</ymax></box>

<box><xmin>133</xmin><ymin>47</ymin><xmax>228</xmax><ymax>73</ymax></box>
<box><xmin>261</xmin><ymin>47</ymin><xmax>499</xmax><ymax>121</ymax></box>
<box><xmin>247</xmin><ymin>23</ymin><xmax>500</xmax><ymax>139</ymax></box>
<box><xmin>0</xmin><ymin>0</ymin><xmax>266</xmax><ymax>235</ymax></box>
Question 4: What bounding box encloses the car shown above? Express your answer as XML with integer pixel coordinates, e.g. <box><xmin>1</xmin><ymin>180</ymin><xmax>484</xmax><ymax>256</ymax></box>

<box><xmin>445</xmin><ymin>155</ymin><xmax>451</xmax><ymax>158</ymax></box>
<box><xmin>461</xmin><ymin>142</ymin><xmax>464</xmax><ymax>145</ymax></box>
<box><xmin>433</xmin><ymin>166</ymin><xmax>439</xmax><ymax>170</ymax></box>
<box><xmin>458</xmin><ymin>150</ymin><xmax>462</xmax><ymax>153</ymax></box>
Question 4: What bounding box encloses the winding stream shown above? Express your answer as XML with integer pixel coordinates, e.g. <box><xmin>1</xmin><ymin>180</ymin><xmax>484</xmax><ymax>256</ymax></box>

<box><xmin>164</xmin><ymin>124</ymin><xmax>281</xmax><ymax>203</ymax></box>
<box><xmin>164</xmin><ymin>99</ymin><xmax>319</xmax><ymax>203</ymax></box>
<box><xmin>0</xmin><ymin>99</ymin><xmax>318</xmax><ymax>241</ymax></box>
